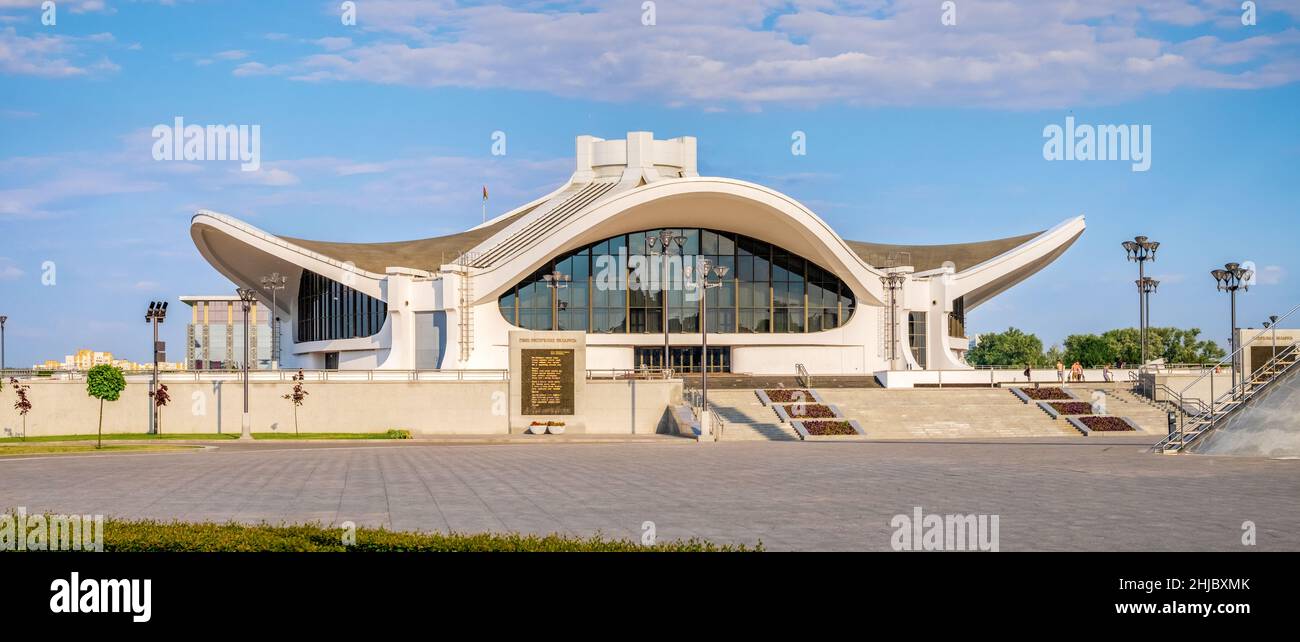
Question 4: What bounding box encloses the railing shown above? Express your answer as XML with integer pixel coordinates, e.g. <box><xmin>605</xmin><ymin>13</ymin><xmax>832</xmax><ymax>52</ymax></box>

<box><xmin>710</xmin><ymin>409</ymin><xmax>724</xmax><ymax>441</ymax></box>
<box><xmin>586</xmin><ymin>368</ymin><xmax>675</xmax><ymax>380</ymax></box>
<box><xmin>1138</xmin><ymin>382</ymin><xmax>1210</xmax><ymax>417</ymax></box>
<box><xmin>13</xmin><ymin>369</ymin><xmax>511</xmax><ymax>382</ymax></box>
<box><xmin>6</xmin><ymin>367</ymin><xmax>690</xmax><ymax>384</ymax></box>
<box><xmin>1151</xmin><ymin>302</ymin><xmax>1300</xmax><ymax>453</ymax></box>
<box><xmin>795</xmin><ymin>363</ymin><xmax>811</xmax><ymax>389</ymax></box>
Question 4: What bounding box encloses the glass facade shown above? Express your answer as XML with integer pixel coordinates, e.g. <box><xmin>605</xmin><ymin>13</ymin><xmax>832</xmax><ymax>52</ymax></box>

<box><xmin>498</xmin><ymin>228</ymin><xmax>855</xmax><ymax>334</ymax></box>
<box><xmin>297</xmin><ymin>270</ymin><xmax>388</xmax><ymax>343</ymax></box>
<box><xmin>184</xmin><ymin>299</ymin><xmax>272</xmax><ymax>370</ymax></box>
<box><xmin>635</xmin><ymin>346</ymin><xmax>731</xmax><ymax>373</ymax></box>
<box><xmin>909</xmin><ymin>311</ymin><xmax>927</xmax><ymax>368</ymax></box>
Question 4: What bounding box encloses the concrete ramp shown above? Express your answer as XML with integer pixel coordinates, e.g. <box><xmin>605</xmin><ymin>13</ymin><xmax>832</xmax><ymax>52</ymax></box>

<box><xmin>1190</xmin><ymin>366</ymin><xmax>1300</xmax><ymax>458</ymax></box>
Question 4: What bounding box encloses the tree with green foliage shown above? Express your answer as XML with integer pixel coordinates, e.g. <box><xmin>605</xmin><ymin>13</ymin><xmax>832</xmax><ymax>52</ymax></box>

<box><xmin>86</xmin><ymin>365</ymin><xmax>126</xmax><ymax>449</ymax></box>
<box><xmin>967</xmin><ymin>328</ymin><xmax>1047</xmax><ymax>367</ymax></box>
<box><xmin>1063</xmin><ymin>333</ymin><xmax>1114</xmax><ymax>367</ymax></box>
<box><xmin>1096</xmin><ymin>327</ymin><xmax>1225</xmax><ymax>366</ymax></box>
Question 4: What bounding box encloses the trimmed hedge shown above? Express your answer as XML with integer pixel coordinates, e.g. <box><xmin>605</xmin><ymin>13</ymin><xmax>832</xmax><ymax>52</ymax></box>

<box><xmin>91</xmin><ymin>519</ymin><xmax>757</xmax><ymax>552</ymax></box>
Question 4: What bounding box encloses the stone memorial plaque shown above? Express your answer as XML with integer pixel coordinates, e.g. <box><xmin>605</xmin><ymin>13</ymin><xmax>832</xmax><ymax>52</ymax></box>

<box><xmin>521</xmin><ymin>348</ymin><xmax>575</xmax><ymax>415</ymax></box>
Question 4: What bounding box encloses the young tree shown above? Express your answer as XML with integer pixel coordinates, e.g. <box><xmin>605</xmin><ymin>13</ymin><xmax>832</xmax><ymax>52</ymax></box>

<box><xmin>86</xmin><ymin>365</ymin><xmax>126</xmax><ymax>449</ymax></box>
<box><xmin>281</xmin><ymin>369</ymin><xmax>309</xmax><ymax>436</ymax></box>
<box><xmin>11</xmin><ymin>378</ymin><xmax>31</xmax><ymax>441</ymax></box>
<box><xmin>150</xmin><ymin>383</ymin><xmax>170</xmax><ymax>436</ymax></box>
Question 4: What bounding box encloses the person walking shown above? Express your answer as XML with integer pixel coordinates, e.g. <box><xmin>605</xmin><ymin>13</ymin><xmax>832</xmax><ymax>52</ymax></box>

<box><xmin>1056</xmin><ymin>360</ymin><xmax>1065</xmax><ymax>384</ymax></box>
<box><xmin>1103</xmin><ymin>364</ymin><xmax>1113</xmax><ymax>383</ymax></box>
<box><xmin>1023</xmin><ymin>364</ymin><xmax>1032</xmax><ymax>383</ymax></box>
<box><xmin>1071</xmin><ymin>361</ymin><xmax>1083</xmax><ymax>383</ymax></box>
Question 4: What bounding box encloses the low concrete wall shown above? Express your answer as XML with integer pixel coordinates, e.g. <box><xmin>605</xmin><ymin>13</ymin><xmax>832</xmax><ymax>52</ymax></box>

<box><xmin>0</xmin><ymin>378</ymin><xmax>681</xmax><ymax>437</ymax></box>
<box><xmin>1149</xmin><ymin>372</ymin><xmax>1233</xmax><ymax>405</ymax></box>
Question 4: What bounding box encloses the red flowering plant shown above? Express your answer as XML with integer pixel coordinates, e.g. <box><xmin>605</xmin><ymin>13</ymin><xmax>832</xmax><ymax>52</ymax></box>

<box><xmin>11</xmin><ymin>377</ymin><xmax>32</xmax><ymax>440</ymax></box>
<box><xmin>281</xmin><ymin>370</ymin><xmax>309</xmax><ymax>435</ymax></box>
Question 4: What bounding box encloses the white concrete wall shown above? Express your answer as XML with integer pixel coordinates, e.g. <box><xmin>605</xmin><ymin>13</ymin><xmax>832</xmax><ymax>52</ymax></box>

<box><xmin>0</xmin><ymin>379</ymin><xmax>680</xmax><ymax>437</ymax></box>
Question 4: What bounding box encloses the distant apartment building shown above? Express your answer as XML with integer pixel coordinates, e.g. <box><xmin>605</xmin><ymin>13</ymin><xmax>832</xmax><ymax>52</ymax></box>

<box><xmin>32</xmin><ymin>351</ymin><xmax>184</xmax><ymax>372</ymax></box>
<box><xmin>180</xmin><ymin>295</ymin><xmax>273</xmax><ymax>370</ymax></box>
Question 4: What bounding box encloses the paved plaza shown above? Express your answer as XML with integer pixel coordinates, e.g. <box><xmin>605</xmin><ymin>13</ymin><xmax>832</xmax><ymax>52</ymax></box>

<box><xmin>2</xmin><ymin>438</ymin><xmax>1297</xmax><ymax>551</ymax></box>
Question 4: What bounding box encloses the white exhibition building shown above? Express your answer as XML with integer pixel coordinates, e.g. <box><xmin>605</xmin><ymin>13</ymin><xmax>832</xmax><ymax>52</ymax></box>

<box><xmin>191</xmin><ymin>132</ymin><xmax>1084</xmax><ymax>376</ymax></box>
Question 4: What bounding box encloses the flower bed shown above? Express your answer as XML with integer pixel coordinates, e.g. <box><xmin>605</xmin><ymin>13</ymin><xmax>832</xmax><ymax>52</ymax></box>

<box><xmin>764</xmin><ymin>389</ymin><xmax>815</xmax><ymax>403</ymax></box>
<box><xmin>1014</xmin><ymin>387</ymin><xmax>1073</xmax><ymax>401</ymax></box>
<box><xmin>799</xmin><ymin>420</ymin><xmax>858</xmax><ymax>436</ymax></box>
<box><xmin>1047</xmin><ymin>402</ymin><xmax>1093</xmax><ymax>415</ymax></box>
<box><xmin>1078</xmin><ymin>416</ymin><xmax>1135</xmax><ymax>432</ymax></box>
<box><xmin>782</xmin><ymin>404</ymin><xmax>837</xmax><ymax>419</ymax></box>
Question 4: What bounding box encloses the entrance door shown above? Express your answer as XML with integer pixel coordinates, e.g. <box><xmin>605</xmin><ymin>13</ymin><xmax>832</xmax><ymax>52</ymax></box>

<box><xmin>324</xmin><ymin>352</ymin><xmax>340</xmax><ymax>370</ymax></box>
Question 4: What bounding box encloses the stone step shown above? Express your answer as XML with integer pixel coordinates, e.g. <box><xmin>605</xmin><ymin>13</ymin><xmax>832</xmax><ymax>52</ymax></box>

<box><xmin>717</xmin><ymin>422</ymin><xmax>802</xmax><ymax>442</ymax></box>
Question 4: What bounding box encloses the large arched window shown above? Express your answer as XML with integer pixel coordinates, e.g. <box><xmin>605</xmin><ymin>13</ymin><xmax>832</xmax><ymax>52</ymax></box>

<box><xmin>297</xmin><ymin>270</ymin><xmax>388</xmax><ymax>343</ymax></box>
<box><xmin>497</xmin><ymin>228</ymin><xmax>855</xmax><ymax>334</ymax></box>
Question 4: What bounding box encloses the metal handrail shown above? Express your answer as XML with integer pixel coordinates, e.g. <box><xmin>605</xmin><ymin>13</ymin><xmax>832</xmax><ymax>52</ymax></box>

<box><xmin>1155</xmin><ymin>338</ymin><xmax>1300</xmax><ymax>452</ymax></box>
<box><xmin>711</xmin><ymin>409</ymin><xmax>724</xmax><ymax>442</ymax></box>
<box><xmin>1140</xmin><ymin>382</ymin><xmax>1209</xmax><ymax>416</ymax></box>
<box><xmin>795</xmin><ymin>363</ymin><xmax>811</xmax><ymax>388</ymax></box>
<box><xmin>1175</xmin><ymin>303</ymin><xmax>1300</xmax><ymax>402</ymax></box>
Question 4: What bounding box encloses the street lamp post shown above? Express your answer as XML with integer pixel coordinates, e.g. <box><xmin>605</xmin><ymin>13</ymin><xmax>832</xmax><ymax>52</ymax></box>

<box><xmin>236</xmin><ymin>288</ymin><xmax>258</xmax><ymax>440</ymax></box>
<box><xmin>1123</xmin><ymin>236</ymin><xmax>1159</xmax><ymax>367</ymax></box>
<box><xmin>1137</xmin><ymin>277</ymin><xmax>1159</xmax><ymax>358</ymax></box>
<box><xmin>542</xmin><ymin>270</ymin><xmax>571</xmax><ymax>332</ymax></box>
<box><xmin>691</xmin><ymin>259</ymin><xmax>729</xmax><ymax>438</ymax></box>
<box><xmin>0</xmin><ymin>315</ymin><xmax>7</xmax><ymax>377</ymax></box>
<box><xmin>880</xmin><ymin>272</ymin><xmax>907</xmax><ymax>369</ymax></box>
<box><xmin>1268</xmin><ymin>314</ymin><xmax>1281</xmax><ymax>365</ymax></box>
<box><xmin>260</xmin><ymin>273</ymin><xmax>288</xmax><ymax>369</ymax></box>
<box><xmin>1211</xmin><ymin>262</ymin><xmax>1252</xmax><ymax>395</ymax></box>
<box><xmin>647</xmin><ymin>233</ymin><xmax>686</xmax><ymax>373</ymax></box>
<box><xmin>145</xmin><ymin>302</ymin><xmax>168</xmax><ymax>435</ymax></box>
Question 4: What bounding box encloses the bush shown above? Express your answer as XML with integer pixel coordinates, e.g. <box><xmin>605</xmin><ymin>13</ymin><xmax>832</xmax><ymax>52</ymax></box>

<box><xmin>764</xmin><ymin>389</ymin><xmax>812</xmax><ymax>403</ymax></box>
<box><xmin>1013</xmin><ymin>387</ymin><xmax>1071</xmax><ymax>400</ymax></box>
<box><xmin>1079</xmin><ymin>416</ymin><xmax>1135</xmax><ymax>432</ymax></box>
<box><xmin>783</xmin><ymin>404</ymin><xmax>836</xmax><ymax>419</ymax></box>
<box><xmin>88</xmin><ymin>519</ymin><xmax>757</xmax><ymax>552</ymax></box>
<box><xmin>385</xmin><ymin>429</ymin><xmax>412</xmax><ymax>440</ymax></box>
<box><xmin>800</xmin><ymin>420</ymin><xmax>857</xmax><ymax>436</ymax></box>
<box><xmin>1048</xmin><ymin>402</ymin><xmax>1093</xmax><ymax>415</ymax></box>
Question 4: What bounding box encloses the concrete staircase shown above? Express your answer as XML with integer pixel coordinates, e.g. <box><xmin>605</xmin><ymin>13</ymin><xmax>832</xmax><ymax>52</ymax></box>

<box><xmin>816</xmin><ymin>388</ymin><xmax>1080</xmax><ymax>439</ymax></box>
<box><xmin>707</xmin><ymin>387</ymin><xmax>1089</xmax><ymax>441</ymax></box>
<box><xmin>706</xmin><ymin>390</ymin><xmax>801</xmax><ymax>441</ymax></box>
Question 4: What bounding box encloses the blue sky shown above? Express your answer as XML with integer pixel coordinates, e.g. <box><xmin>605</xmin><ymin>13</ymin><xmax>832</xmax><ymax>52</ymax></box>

<box><xmin>1</xmin><ymin>0</ymin><xmax>1298</xmax><ymax>366</ymax></box>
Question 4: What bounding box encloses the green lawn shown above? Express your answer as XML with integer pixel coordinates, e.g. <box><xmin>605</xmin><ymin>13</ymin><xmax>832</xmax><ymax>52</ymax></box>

<box><xmin>0</xmin><ymin>433</ymin><xmax>238</xmax><ymax>443</ymax></box>
<box><xmin>0</xmin><ymin>444</ymin><xmax>198</xmax><ymax>456</ymax></box>
<box><xmin>86</xmin><ymin>518</ymin><xmax>757</xmax><ymax>552</ymax></box>
<box><xmin>0</xmin><ymin>430</ymin><xmax>412</xmax><ymax>443</ymax></box>
<box><xmin>253</xmin><ymin>430</ymin><xmax>412</xmax><ymax>440</ymax></box>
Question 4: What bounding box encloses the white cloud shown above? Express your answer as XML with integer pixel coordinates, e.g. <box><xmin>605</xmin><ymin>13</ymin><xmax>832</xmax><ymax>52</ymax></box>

<box><xmin>1257</xmin><ymin>265</ymin><xmax>1286</xmax><ymax>285</ymax></box>
<box><xmin>0</xmin><ymin>257</ymin><xmax>23</xmax><ymax>280</ymax></box>
<box><xmin>241</xmin><ymin>0</ymin><xmax>1300</xmax><ymax>109</ymax></box>
<box><xmin>313</xmin><ymin>37</ymin><xmax>351</xmax><ymax>52</ymax></box>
